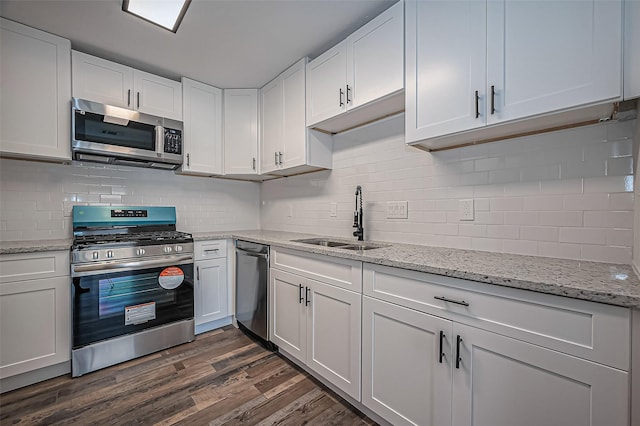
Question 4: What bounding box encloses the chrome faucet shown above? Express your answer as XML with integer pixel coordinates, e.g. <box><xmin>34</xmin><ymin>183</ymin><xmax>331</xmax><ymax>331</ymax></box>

<box><xmin>353</xmin><ymin>185</ymin><xmax>364</xmax><ymax>241</ymax></box>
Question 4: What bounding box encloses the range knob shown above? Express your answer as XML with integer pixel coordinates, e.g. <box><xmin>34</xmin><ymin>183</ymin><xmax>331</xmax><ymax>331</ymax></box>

<box><xmin>164</xmin><ymin>246</ymin><xmax>173</xmax><ymax>253</ymax></box>
<box><xmin>175</xmin><ymin>245</ymin><xmax>183</xmax><ymax>252</ymax></box>
<box><xmin>136</xmin><ymin>248</ymin><xmax>146</xmax><ymax>256</ymax></box>
<box><xmin>92</xmin><ymin>251</ymin><xmax>99</xmax><ymax>260</ymax></box>
<box><xmin>107</xmin><ymin>250</ymin><xmax>114</xmax><ymax>258</ymax></box>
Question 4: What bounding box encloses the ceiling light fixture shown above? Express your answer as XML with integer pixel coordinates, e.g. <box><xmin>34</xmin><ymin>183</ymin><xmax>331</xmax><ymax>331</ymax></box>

<box><xmin>122</xmin><ymin>0</ymin><xmax>191</xmax><ymax>33</ymax></box>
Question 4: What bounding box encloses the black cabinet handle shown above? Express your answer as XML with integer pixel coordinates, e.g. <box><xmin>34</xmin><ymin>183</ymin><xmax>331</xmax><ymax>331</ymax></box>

<box><xmin>137</xmin><ymin>91</ymin><xmax>140</xmax><ymax>109</ymax></box>
<box><xmin>252</xmin><ymin>157</ymin><xmax>256</xmax><ymax>171</ymax></box>
<box><xmin>127</xmin><ymin>89</ymin><xmax>131</xmax><ymax>107</ymax></box>
<box><xmin>346</xmin><ymin>85</ymin><xmax>352</xmax><ymax>104</ymax></box>
<box><xmin>196</xmin><ymin>266</ymin><xmax>200</xmax><ymax>281</ymax></box>
<box><xmin>339</xmin><ymin>88</ymin><xmax>344</xmax><ymax>107</ymax></box>
<box><xmin>299</xmin><ymin>284</ymin><xmax>304</xmax><ymax>304</ymax></box>
<box><xmin>434</xmin><ymin>295</ymin><xmax>469</xmax><ymax>307</ymax></box>
<box><xmin>305</xmin><ymin>286</ymin><xmax>310</xmax><ymax>306</ymax></box>
<box><xmin>474</xmin><ymin>90</ymin><xmax>480</xmax><ymax>119</ymax></box>
<box><xmin>186</xmin><ymin>153</ymin><xmax>190</xmax><ymax>167</ymax></box>
<box><xmin>456</xmin><ymin>335</ymin><xmax>462</xmax><ymax>369</ymax></box>
<box><xmin>439</xmin><ymin>330</ymin><xmax>445</xmax><ymax>364</ymax></box>
<box><xmin>490</xmin><ymin>85</ymin><xmax>496</xmax><ymax>115</ymax></box>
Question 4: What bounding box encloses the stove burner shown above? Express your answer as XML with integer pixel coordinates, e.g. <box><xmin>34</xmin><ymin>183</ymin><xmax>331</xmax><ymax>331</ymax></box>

<box><xmin>73</xmin><ymin>230</ymin><xmax>193</xmax><ymax>249</ymax></box>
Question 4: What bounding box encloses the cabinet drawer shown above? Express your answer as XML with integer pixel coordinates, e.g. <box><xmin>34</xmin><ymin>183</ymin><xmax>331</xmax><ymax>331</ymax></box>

<box><xmin>195</xmin><ymin>240</ymin><xmax>227</xmax><ymax>261</ymax></box>
<box><xmin>363</xmin><ymin>263</ymin><xmax>630</xmax><ymax>370</ymax></box>
<box><xmin>271</xmin><ymin>247</ymin><xmax>362</xmax><ymax>292</ymax></box>
<box><xmin>0</xmin><ymin>251</ymin><xmax>70</xmax><ymax>283</ymax></box>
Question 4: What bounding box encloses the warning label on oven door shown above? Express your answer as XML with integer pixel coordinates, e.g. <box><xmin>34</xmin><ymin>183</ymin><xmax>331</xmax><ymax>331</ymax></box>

<box><xmin>125</xmin><ymin>301</ymin><xmax>156</xmax><ymax>325</ymax></box>
<box><xmin>158</xmin><ymin>267</ymin><xmax>185</xmax><ymax>289</ymax></box>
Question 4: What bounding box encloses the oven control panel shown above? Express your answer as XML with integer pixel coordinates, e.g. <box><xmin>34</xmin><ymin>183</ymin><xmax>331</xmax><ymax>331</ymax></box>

<box><xmin>73</xmin><ymin>243</ymin><xmax>193</xmax><ymax>264</ymax></box>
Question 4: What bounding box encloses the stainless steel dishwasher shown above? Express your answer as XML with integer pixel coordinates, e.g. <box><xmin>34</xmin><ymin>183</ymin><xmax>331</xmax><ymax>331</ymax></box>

<box><xmin>235</xmin><ymin>240</ymin><xmax>275</xmax><ymax>349</ymax></box>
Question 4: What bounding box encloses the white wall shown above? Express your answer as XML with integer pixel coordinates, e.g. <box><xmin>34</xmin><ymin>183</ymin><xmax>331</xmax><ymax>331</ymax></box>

<box><xmin>261</xmin><ymin>115</ymin><xmax>636</xmax><ymax>264</ymax></box>
<box><xmin>0</xmin><ymin>159</ymin><xmax>261</xmax><ymax>241</ymax></box>
<box><xmin>633</xmin><ymin>104</ymin><xmax>640</xmax><ymax>271</ymax></box>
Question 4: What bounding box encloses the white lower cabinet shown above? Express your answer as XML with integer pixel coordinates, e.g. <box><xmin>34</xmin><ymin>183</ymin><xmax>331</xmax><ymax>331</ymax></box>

<box><xmin>0</xmin><ymin>251</ymin><xmax>71</xmax><ymax>392</ymax></box>
<box><xmin>270</xmin><ymin>249</ymin><xmax>361</xmax><ymax>400</ymax></box>
<box><xmin>194</xmin><ymin>240</ymin><xmax>230</xmax><ymax>333</ymax></box>
<box><xmin>451</xmin><ymin>322</ymin><xmax>629</xmax><ymax>426</ymax></box>
<box><xmin>362</xmin><ymin>263</ymin><xmax>631</xmax><ymax>426</ymax></box>
<box><xmin>362</xmin><ymin>296</ymin><xmax>452</xmax><ymax>426</ymax></box>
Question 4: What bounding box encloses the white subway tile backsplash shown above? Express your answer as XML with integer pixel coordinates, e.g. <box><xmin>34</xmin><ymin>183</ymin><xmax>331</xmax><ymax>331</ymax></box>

<box><xmin>503</xmin><ymin>239</ymin><xmax>538</xmax><ymax>256</ymax></box>
<box><xmin>523</xmin><ymin>195</ymin><xmax>564</xmax><ymax>211</ymax></box>
<box><xmin>486</xmin><ymin>225</ymin><xmax>519</xmax><ymax>239</ymax></box>
<box><xmin>583</xmin><ymin>211</ymin><xmax>633</xmax><ymax>229</ymax></box>
<box><xmin>520</xmin><ymin>226</ymin><xmax>559</xmax><ymax>242</ymax></box>
<box><xmin>559</xmin><ymin>227</ymin><xmax>607</xmax><ymax>244</ymax></box>
<box><xmin>610</xmin><ymin>193</ymin><xmax>634</xmax><ymax>210</ymax></box>
<box><xmin>562</xmin><ymin>194</ymin><xmax>610</xmax><ymax>211</ymax></box>
<box><xmin>539</xmin><ymin>211</ymin><xmax>583</xmax><ymax>227</ymax></box>
<box><xmin>490</xmin><ymin>197</ymin><xmax>524</xmax><ymax>211</ymax></box>
<box><xmin>503</xmin><ymin>211</ymin><xmax>539</xmax><ymax>225</ymax></box>
<box><xmin>581</xmin><ymin>245</ymin><xmax>632</xmax><ymax>263</ymax></box>
<box><xmin>259</xmin><ymin>118</ymin><xmax>633</xmax><ymax>263</ymax></box>
<box><xmin>584</xmin><ymin>175</ymin><xmax>633</xmax><ymax>193</ymax></box>
<box><xmin>607</xmin><ymin>229</ymin><xmax>634</xmax><ymax>247</ymax></box>
<box><xmin>471</xmin><ymin>237</ymin><xmax>504</xmax><ymax>252</ymax></box>
<box><xmin>537</xmin><ymin>242</ymin><xmax>582</xmax><ymax>260</ymax></box>
<box><xmin>607</xmin><ymin>156</ymin><xmax>634</xmax><ymax>176</ymax></box>
<box><xmin>1</xmin><ymin>158</ymin><xmax>260</xmax><ymax>241</ymax></box>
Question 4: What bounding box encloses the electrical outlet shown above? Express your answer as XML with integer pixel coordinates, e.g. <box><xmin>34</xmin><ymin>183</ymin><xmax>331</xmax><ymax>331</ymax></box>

<box><xmin>459</xmin><ymin>199</ymin><xmax>474</xmax><ymax>221</ymax></box>
<box><xmin>387</xmin><ymin>201</ymin><xmax>408</xmax><ymax>219</ymax></box>
<box><xmin>330</xmin><ymin>202</ymin><xmax>337</xmax><ymax>217</ymax></box>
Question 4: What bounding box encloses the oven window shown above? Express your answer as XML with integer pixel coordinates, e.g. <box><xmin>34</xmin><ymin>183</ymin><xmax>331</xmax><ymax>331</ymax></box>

<box><xmin>98</xmin><ymin>273</ymin><xmax>175</xmax><ymax>318</ymax></box>
<box><xmin>72</xmin><ymin>263</ymin><xmax>194</xmax><ymax>348</ymax></box>
<box><xmin>74</xmin><ymin>110</ymin><xmax>155</xmax><ymax>151</ymax></box>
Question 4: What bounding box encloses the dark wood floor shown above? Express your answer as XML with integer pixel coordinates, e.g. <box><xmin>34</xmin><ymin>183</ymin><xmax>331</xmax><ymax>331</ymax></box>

<box><xmin>0</xmin><ymin>326</ymin><xmax>377</xmax><ymax>425</ymax></box>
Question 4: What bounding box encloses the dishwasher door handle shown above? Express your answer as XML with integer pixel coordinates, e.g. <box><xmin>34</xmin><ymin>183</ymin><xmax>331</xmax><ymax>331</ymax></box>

<box><xmin>236</xmin><ymin>250</ymin><xmax>268</xmax><ymax>259</ymax></box>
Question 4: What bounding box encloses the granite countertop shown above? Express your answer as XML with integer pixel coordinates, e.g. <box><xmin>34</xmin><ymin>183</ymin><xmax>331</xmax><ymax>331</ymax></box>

<box><xmin>0</xmin><ymin>239</ymin><xmax>73</xmax><ymax>254</ymax></box>
<box><xmin>194</xmin><ymin>230</ymin><xmax>640</xmax><ymax>309</ymax></box>
<box><xmin>3</xmin><ymin>231</ymin><xmax>640</xmax><ymax>308</ymax></box>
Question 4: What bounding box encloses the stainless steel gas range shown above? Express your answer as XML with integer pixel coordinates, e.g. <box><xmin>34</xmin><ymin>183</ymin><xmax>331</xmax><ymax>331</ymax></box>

<box><xmin>70</xmin><ymin>206</ymin><xmax>194</xmax><ymax>377</ymax></box>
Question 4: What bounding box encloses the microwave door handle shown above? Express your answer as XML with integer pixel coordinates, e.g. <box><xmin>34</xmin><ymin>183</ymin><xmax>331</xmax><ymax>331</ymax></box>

<box><xmin>155</xmin><ymin>126</ymin><xmax>164</xmax><ymax>157</ymax></box>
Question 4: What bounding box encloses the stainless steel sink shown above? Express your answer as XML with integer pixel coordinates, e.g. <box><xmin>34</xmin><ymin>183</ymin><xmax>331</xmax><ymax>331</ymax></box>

<box><xmin>340</xmin><ymin>243</ymin><xmax>389</xmax><ymax>251</ymax></box>
<box><xmin>292</xmin><ymin>238</ymin><xmax>389</xmax><ymax>251</ymax></box>
<box><xmin>292</xmin><ymin>238</ymin><xmax>351</xmax><ymax>247</ymax></box>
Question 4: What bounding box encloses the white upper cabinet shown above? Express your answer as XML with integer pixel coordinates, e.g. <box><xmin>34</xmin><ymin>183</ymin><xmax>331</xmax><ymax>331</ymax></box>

<box><xmin>133</xmin><ymin>69</ymin><xmax>182</xmax><ymax>120</ymax></box>
<box><xmin>181</xmin><ymin>77</ymin><xmax>223</xmax><ymax>176</ymax></box>
<box><xmin>405</xmin><ymin>0</ymin><xmax>487</xmax><ymax>140</ymax></box>
<box><xmin>72</xmin><ymin>51</ymin><xmax>182</xmax><ymax>121</ymax></box>
<box><xmin>306</xmin><ymin>42</ymin><xmax>348</xmax><ymax>126</ymax></box>
<box><xmin>1</xmin><ymin>18</ymin><xmax>71</xmax><ymax>161</ymax></box>
<box><xmin>306</xmin><ymin>1</ymin><xmax>404</xmax><ymax>133</ymax></box>
<box><xmin>625</xmin><ymin>0</ymin><xmax>640</xmax><ymax>99</ymax></box>
<box><xmin>260</xmin><ymin>58</ymin><xmax>332</xmax><ymax>176</ymax></box>
<box><xmin>406</xmin><ymin>0</ymin><xmax>624</xmax><ymax>149</ymax></box>
<box><xmin>223</xmin><ymin>89</ymin><xmax>259</xmax><ymax>175</ymax></box>
<box><xmin>486</xmin><ymin>0</ymin><xmax>622</xmax><ymax>124</ymax></box>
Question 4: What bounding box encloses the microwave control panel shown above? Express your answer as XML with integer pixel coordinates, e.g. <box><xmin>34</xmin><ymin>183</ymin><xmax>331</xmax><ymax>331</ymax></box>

<box><xmin>164</xmin><ymin>128</ymin><xmax>182</xmax><ymax>155</ymax></box>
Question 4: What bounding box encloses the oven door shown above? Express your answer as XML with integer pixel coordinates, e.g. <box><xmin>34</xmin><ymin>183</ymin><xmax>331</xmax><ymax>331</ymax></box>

<box><xmin>72</xmin><ymin>257</ymin><xmax>194</xmax><ymax>349</ymax></box>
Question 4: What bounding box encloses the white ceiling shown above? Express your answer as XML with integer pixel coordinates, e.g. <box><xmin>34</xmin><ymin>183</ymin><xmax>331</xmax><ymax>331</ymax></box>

<box><xmin>0</xmin><ymin>0</ymin><xmax>396</xmax><ymax>88</ymax></box>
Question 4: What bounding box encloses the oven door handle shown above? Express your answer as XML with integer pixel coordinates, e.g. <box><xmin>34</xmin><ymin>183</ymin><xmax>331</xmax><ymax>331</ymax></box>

<box><xmin>72</xmin><ymin>255</ymin><xmax>194</xmax><ymax>276</ymax></box>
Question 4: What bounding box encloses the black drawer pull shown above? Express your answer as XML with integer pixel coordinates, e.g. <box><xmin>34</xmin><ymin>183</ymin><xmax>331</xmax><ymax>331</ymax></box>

<box><xmin>434</xmin><ymin>295</ymin><xmax>469</xmax><ymax>307</ymax></box>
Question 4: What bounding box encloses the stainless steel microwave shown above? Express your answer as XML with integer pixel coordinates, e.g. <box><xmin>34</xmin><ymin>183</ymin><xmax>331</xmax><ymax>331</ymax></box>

<box><xmin>71</xmin><ymin>97</ymin><xmax>183</xmax><ymax>170</ymax></box>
